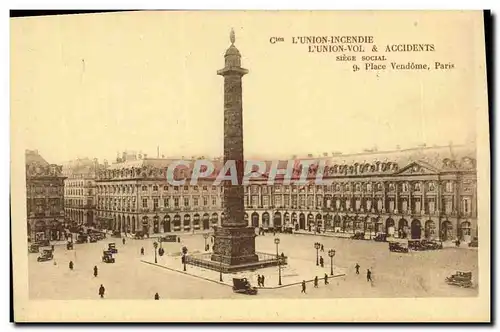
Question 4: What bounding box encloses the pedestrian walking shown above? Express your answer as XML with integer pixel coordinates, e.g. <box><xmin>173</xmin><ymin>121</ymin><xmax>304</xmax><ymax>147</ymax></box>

<box><xmin>154</xmin><ymin>293</ymin><xmax>160</xmax><ymax>300</ymax></box>
<box><xmin>367</xmin><ymin>269</ymin><xmax>372</xmax><ymax>282</ymax></box>
<box><xmin>314</xmin><ymin>276</ymin><xmax>319</xmax><ymax>288</ymax></box>
<box><xmin>122</xmin><ymin>238</ymin><xmax>126</xmax><ymax>245</ymax></box>
<box><xmin>140</xmin><ymin>247</ymin><xmax>144</xmax><ymax>255</ymax></box>
<box><xmin>99</xmin><ymin>284</ymin><xmax>105</xmax><ymax>298</ymax></box>
<box><xmin>69</xmin><ymin>260</ymin><xmax>74</xmax><ymax>270</ymax></box>
<box><xmin>355</xmin><ymin>263</ymin><xmax>360</xmax><ymax>274</ymax></box>
<box><xmin>301</xmin><ymin>280</ymin><xmax>307</xmax><ymax>294</ymax></box>
<box><xmin>52</xmin><ymin>244</ymin><xmax>55</xmax><ymax>252</ymax></box>
<box><xmin>257</xmin><ymin>275</ymin><xmax>262</xmax><ymax>287</ymax></box>
<box><xmin>324</xmin><ymin>273</ymin><xmax>329</xmax><ymax>285</ymax></box>
<box><xmin>261</xmin><ymin>275</ymin><xmax>265</xmax><ymax>287</ymax></box>
<box><xmin>320</xmin><ymin>244</ymin><xmax>324</xmax><ymax>252</ymax></box>
<box><xmin>93</xmin><ymin>265</ymin><xmax>98</xmax><ymax>277</ymax></box>
<box><xmin>320</xmin><ymin>256</ymin><xmax>324</xmax><ymax>268</ymax></box>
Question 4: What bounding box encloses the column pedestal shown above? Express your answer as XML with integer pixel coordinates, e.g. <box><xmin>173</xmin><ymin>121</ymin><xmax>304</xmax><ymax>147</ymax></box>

<box><xmin>211</xmin><ymin>226</ymin><xmax>258</xmax><ymax>265</ymax></box>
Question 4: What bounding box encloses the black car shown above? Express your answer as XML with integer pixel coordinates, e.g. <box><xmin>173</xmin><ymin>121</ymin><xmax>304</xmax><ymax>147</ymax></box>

<box><xmin>373</xmin><ymin>233</ymin><xmax>387</xmax><ymax>242</ymax></box>
<box><xmin>351</xmin><ymin>233</ymin><xmax>366</xmax><ymax>240</ymax></box>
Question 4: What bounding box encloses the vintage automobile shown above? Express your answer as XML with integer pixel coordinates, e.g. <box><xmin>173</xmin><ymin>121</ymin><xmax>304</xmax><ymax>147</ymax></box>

<box><xmin>108</xmin><ymin>243</ymin><xmax>118</xmax><ymax>254</ymax></box>
<box><xmin>133</xmin><ymin>231</ymin><xmax>145</xmax><ymax>240</ymax></box>
<box><xmin>388</xmin><ymin>241</ymin><xmax>409</xmax><ymax>253</ymax></box>
<box><xmin>36</xmin><ymin>239</ymin><xmax>50</xmax><ymax>247</ymax></box>
<box><xmin>102</xmin><ymin>250</ymin><xmax>115</xmax><ymax>263</ymax></box>
<box><xmin>37</xmin><ymin>249</ymin><xmax>54</xmax><ymax>262</ymax></box>
<box><xmin>445</xmin><ymin>271</ymin><xmax>473</xmax><ymax>288</ymax></box>
<box><xmin>159</xmin><ymin>235</ymin><xmax>177</xmax><ymax>243</ymax></box>
<box><xmin>111</xmin><ymin>231</ymin><xmax>122</xmax><ymax>238</ymax></box>
<box><xmin>469</xmin><ymin>237</ymin><xmax>478</xmax><ymax>248</ymax></box>
<box><xmin>28</xmin><ymin>243</ymin><xmax>40</xmax><ymax>253</ymax></box>
<box><xmin>420</xmin><ymin>239</ymin><xmax>443</xmax><ymax>250</ymax></box>
<box><xmin>373</xmin><ymin>233</ymin><xmax>387</xmax><ymax>242</ymax></box>
<box><xmin>232</xmin><ymin>278</ymin><xmax>258</xmax><ymax>295</ymax></box>
<box><xmin>351</xmin><ymin>232</ymin><xmax>366</xmax><ymax>240</ymax></box>
<box><xmin>408</xmin><ymin>240</ymin><xmax>424</xmax><ymax>251</ymax></box>
<box><xmin>66</xmin><ymin>242</ymin><xmax>74</xmax><ymax>250</ymax></box>
<box><xmin>76</xmin><ymin>234</ymin><xmax>88</xmax><ymax>244</ymax></box>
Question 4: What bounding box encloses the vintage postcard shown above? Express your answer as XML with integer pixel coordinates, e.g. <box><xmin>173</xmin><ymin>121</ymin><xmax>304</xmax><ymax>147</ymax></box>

<box><xmin>11</xmin><ymin>10</ymin><xmax>490</xmax><ymax>322</ymax></box>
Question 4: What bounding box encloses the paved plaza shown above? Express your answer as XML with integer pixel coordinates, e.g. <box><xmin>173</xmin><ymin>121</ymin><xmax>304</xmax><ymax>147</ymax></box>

<box><xmin>28</xmin><ymin>232</ymin><xmax>478</xmax><ymax>299</ymax></box>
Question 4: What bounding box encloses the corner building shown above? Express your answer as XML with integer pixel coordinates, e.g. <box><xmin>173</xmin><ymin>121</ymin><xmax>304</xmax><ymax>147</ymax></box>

<box><xmin>25</xmin><ymin>150</ymin><xmax>66</xmax><ymax>241</ymax></box>
<box><xmin>95</xmin><ymin>144</ymin><xmax>477</xmax><ymax>243</ymax></box>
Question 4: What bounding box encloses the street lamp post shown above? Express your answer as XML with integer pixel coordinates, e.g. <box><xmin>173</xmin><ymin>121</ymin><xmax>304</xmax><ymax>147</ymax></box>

<box><xmin>153</xmin><ymin>241</ymin><xmax>158</xmax><ymax>264</ymax></box>
<box><xmin>203</xmin><ymin>233</ymin><xmax>209</xmax><ymax>251</ymax></box>
<box><xmin>328</xmin><ymin>249</ymin><xmax>336</xmax><ymax>276</ymax></box>
<box><xmin>314</xmin><ymin>242</ymin><xmax>320</xmax><ymax>266</ymax></box>
<box><xmin>219</xmin><ymin>255</ymin><xmax>223</xmax><ymax>282</ymax></box>
<box><xmin>274</xmin><ymin>238</ymin><xmax>282</xmax><ymax>286</ymax></box>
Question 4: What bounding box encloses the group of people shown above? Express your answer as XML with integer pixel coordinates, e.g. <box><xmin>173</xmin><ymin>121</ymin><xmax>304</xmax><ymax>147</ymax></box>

<box><xmin>300</xmin><ymin>274</ymin><xmax>330</xmax><ymax>293</ymax></box>
<box><xmin>257</xmin><ymin>274</ymin><xmax>266</xmax><ymax>287</ymax></box>
<box><xmin>355</xmin><ymin>263</ymin><xmax>372</xmax><ymax>282</ymax></box>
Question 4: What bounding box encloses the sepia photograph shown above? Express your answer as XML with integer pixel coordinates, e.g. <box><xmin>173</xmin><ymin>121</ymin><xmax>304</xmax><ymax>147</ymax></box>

<box><xmin>10</xmin><ymin>10</ymin><xmax>490</xmax><ymax>322</ymax></box>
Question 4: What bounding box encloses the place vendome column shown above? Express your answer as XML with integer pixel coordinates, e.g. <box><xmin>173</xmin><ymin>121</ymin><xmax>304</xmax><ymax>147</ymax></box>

<box><xmin>211</xmin><ymin>29</ymin><xmax>259</xmax><ymax>266</ymax></box>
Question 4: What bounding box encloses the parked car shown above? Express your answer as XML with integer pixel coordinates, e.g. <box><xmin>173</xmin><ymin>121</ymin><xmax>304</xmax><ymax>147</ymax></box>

<box><xmin>373</xmin><ymin>233</ymin><xmax>387</xmax><ymax>242</ymax></box>
<box><xmin>468</xmin><ymin>237</ymin><xmax>478</xmax><ymax>248</ymax></box>
<box><xmin>37</xmin><ymin>249</ymin><xmax>54</xmax><ymax>262</ymax></box>
<box><xmin>36</xmin><ymin>239</ymin><xmax>50</xmax><ymax>247</ymax></box>
<box><xmin>408</xmin><ymin>240</ymin><xmax>424</xmax><ymax>251</ymax></box>
<box><xmin>351</xmin><ymin>233</ymin><xmax>366</xmax><ymax>240</ymax></box>
<box><xmin>445</xmin><ymin>271</ymin><xmax>473</xmax><ymax>288</ymax></box>
<box><xmin>420</xmin><ymin>239</ymin><xmax>443</xmax><ymax>250</ymax></box>
<box><xmin>76</xmin><ymin>234</ymin><xmax>88</xmax><ymax>244</ymax></box>
<box><xmin>388</xmin><ymin>241</ymin><xmax>409</xmax><ymax>253</ymax></box>
<box><xmin>28</xmin><ymin>243</ymin><xmax>40</xmax><ymax>253</ymax></box>
<box><xmin>133</xmin><ymin>231</ymin><xmax>145</xmax><ymax>239</ymax></box>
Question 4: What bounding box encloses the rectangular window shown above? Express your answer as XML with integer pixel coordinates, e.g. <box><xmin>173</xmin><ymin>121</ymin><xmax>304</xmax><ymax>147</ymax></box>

<box><xmin>251</xmin><ymin>195</ymin><xmax>258</xmax><ymax>206</ymax></box>
<box><xmin>142</xmin><ymin>198</ymin><xmax>148</xmax><ymax>208</ymax></box>
<box><xmin>184</xmin><ymin>197</ymin><xmax>189</xmax><ymax>207</ymax></box>
<box><xmin>184</xmin><ymin>186</ymin><xmax>189</xmax><ymax>191</ymax></box>
<box><xmin>163</xmin><ymin>186</ymin><xmax>168</xmax><ymax>191</ymax></box>
<box><xmin>212</xmin><ymin>196</ymin><xmax>217</xmax><ymax>206</ymax></box>
<box><xmin>203</xmin><ymin>186</ymin><xmax>208</xmax><ymax>191</ymax></box>
<box><xmin>307</xmin><ymin>196</ymin><xmax>314</xmax><ymax>207</ymax></box>
<box><xmin>355</xmin><ymin>199</ymin><xmax>361</xmax><ymax>211</ymax></box>
<box><xmin>444</xmin><ymin>199</ymin><xmax>453</xmax><ymax>214</ymax></box>
<box><xmin>428</xmin><ymin>198</ymin><xmax>435</xmax><ymax>213</ymax></box>
<box><xmin>174</xmin><ymin>186</ymin><xmax>179</xmax><ymax>192</ymax></box>
<box><xmin>153</xmin><ymin>198</ymin><xmax>158</xmax><ymax>210</ymax></box>
<box><xmin>174</xmin><ymin>197</ymin><xmax>179</xmax><ymax>207</ymax></box>
<box><xmin>274</xmin><ymin>195</ymin><xmax>282</xmax><ymax>206</ymax></box>
<box><xmin>203</xmin><ymin>196</ymin><xmax>208</xmax><ymax>206</ymax></box>
<box><xmin>262</xmin><ymin>195</ymin><xmax>269</xmax><ymax>206</ymax></box>
<box><xmin>366</xmin><ymin>199</ymin><xmax>372</xmax><ymax>211</ymax></box>
<box><xmin>284</xmin><ymin>195</ymin><xmax>290</xmax><ymax>207</ymax></box>
<box><xmin>402</xmin><ymin>200</ymin><xmax>408</xmax><ymax>212</ymax></box>
<box><xmin>377</xmin><ymin>199</ymin><xmax>383</xmax><ymax>212</ymax></box>
<box><xmin>292</xmin><ymin>196</ymin><xmax>298</xmax><ymax>206</ymax></box>
<box><xmin>299</xmin><ymin>195</ymin><xmax>305</xmax><ymax>207</ymax></box>
<box><xmin>414</xmin><ymin>199</ymin><xmax>421</xmax><ymax>213</ymax></box>
<box><xmin>316</xmin><ymin>195</ymin><xmax>322</xmax><ymax>207</ymax></box>
<box><xmin>389</xmin><ymin>200</ymin><xmax>395</xmax><ymax>212</ymax></box>
<box><xmin>193</xmin><ymin>197</ymin><xmax>199</xmax><ymax>206</ymax></box>
<box><xmin>193</xmin><ymin>186</ymin><xmax>199</xmax><ymax>192</ymax></box>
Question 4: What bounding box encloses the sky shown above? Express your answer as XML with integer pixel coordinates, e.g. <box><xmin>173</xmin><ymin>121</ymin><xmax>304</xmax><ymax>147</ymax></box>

<box><xmin>11</xmin><ymin>11</ymin><xmax>484</xmax><ymax>165</ymax></box>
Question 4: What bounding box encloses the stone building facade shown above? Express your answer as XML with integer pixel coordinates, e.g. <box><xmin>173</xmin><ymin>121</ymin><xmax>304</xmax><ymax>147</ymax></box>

<box><xmin>25</xmin><ymin>150</ymin><xmax>66</xmax><ymax>241</ymax></box>
<box><xmin>62</xmin><ymin>158</ymin><xmax>103</xmax><ymax>227</ymax></box>
<box><xmin>95</xmin><ymin>144</ymin><xmax>477</xmax><ymax>243</ymax></box>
